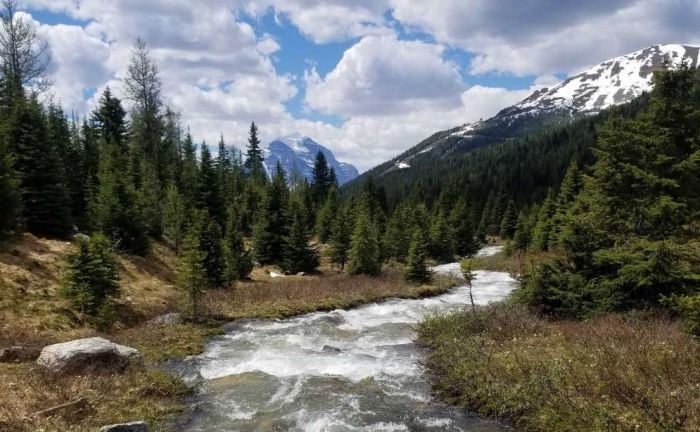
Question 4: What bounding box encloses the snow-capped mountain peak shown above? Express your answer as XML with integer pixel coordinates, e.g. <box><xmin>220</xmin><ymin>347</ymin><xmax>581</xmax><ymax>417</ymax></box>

<box><xmin>263</xmin><ymin>135</ymin><xmax>359</xmax><ymax>185</ymax></box>
<box><xmin>505</xmin><ymin>44</ymin><xmax>700</xmax><ymax>119</ymax></box>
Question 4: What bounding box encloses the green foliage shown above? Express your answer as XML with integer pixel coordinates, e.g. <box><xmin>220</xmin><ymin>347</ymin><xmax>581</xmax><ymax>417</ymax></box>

<box><xmin>404</xmin><ymin>229</ymin><xmax>432</xmax><ymax>284</ymax></box>
<box><xmin>664</xmin><ymin>294</ymin><xmax>700</xmax><ymax>336</ymax></box>
<box><xmin>283</xmin><ymin>200</ymin><xmax>320</xmax><ymax>273</ymax></box>
<box><xmin>162</xmin><ymin>184</ymin><xmax>186</xmax><ymax>254</ymax></box>
<box><xmin>329</xmin><ymin>204</ymin><xmax>352</xmax><ymax>269</ymax></box>
<box><xmin>199</xmin><ymin>214</ymin><xmax>224</xmax><ymax>288</ymax></box>
<box><xmin>178</xmin><ymin>225</ymin><xmax>207</xmax><ymax>321</ymax></box>
<box><xmin>450</xmin><ymin>198</ymin><xmax>479</xmax><ymax>257</ymax></box>
<box><xmin>60</xmin><ymin>233</ymin><xmax>120</xmax><ymax>317</ymax></box>
<box><xmin>521</xmin><ymin>66</ymin><xmax>700</xmax><ymax>317</ymax></box>
<box><xmin>315</xmin><ymin>186</ymin><xmax>339</xmax><ymax>242</ymax></box>
<box><xmin>499</xmin><ymin>198</ymin><xmax>517</xmax><ymax>239</ymax></box>
<box><xmin>0</xmin><ymin>135</ymin><xmax>19</xmax><ymax>239</ymax></box>
<box><xmin>347</xmin><ymin>205</ymin><xmax>381</xmax><ymax>276</ymax></box>
<box><xmin>198</xmin><ymin>142</ymin><xmax>224</xmax><ymax>225</ymax></box>
<box><xmin>253</xmin><ymin>163</ymin><xmax>289</xmax><ymax>264</ymax></box>
<box><xmin>222</xmin><ymin>208</ymin><xmax>253</xmax><ymax>284</ymax></box>
<box><xmin>429</xmin><ymin>211</ymin><xmax>455</xmax><ymax>262</ymax></box>
<box><xmin>244</xmin><ymin>121</ymin><xmax>266</xmax><ymax>183</ymax></box>
<box><xmin>311</xmin><ymin>151</ymin><xmax>332</xmax><ymax>206</ymax></box>
<box><xmin>92</xmin><ymin>141</ymin><xmax>150</xmax><ymax>255</ymax></box>
<box><xmin>8</xmin><ymin>95</ymin><xmax>73</xmax><ymax>237</ymax></box>
<box><xmin>530</xmin><ymin>189</ymin><xmax>555</xmax><ymax>251</ymax></box>
<box><xmin>382</xmin><ymin>204</ymin><xmax>411</xmax><ymax>262</ymax></box>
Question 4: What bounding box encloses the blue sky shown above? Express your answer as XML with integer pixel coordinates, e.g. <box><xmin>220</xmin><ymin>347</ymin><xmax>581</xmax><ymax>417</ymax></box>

<box><xmin>22</xmin><ymin>0</ymin><xmax>700</xmax><ymax>171</ymax></box>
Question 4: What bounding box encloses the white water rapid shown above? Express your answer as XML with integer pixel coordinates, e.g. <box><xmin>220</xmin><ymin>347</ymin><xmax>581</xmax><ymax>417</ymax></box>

<box><xmin>177</xmin><ymin>246</ymin><xmax>516</xmax><ymax>431</ymax></box>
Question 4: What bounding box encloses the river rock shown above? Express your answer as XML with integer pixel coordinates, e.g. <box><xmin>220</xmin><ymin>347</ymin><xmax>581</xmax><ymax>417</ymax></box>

<box><xmin>99</xmin><ymin>421</ymin><xmax>149</xmax><ymax>432</ymax></box>
<box><xmin>322</xmin><ymin>345</ymin><xmax>342</xmax><ymax>354</ymax></box>
<box><xmin>148</xmin><ymin>312</ymin><xmax>182</xmax><ymax>326</ymax></box>
<box><xmin>37</xmin><ymin>337</ymin><xmax>142</xmax><ymax>374</ymax></box>
<box><xmin>0</xmin><ymin>344</ymin><xmax>42</xmax><ymax>363</ymax></box>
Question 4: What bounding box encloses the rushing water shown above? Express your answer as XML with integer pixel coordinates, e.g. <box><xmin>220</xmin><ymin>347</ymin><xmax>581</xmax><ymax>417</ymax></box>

<box><xmin>176</xmin><ymin>246</ymin><xmax>516</xmax><ymax>431</ymax></box>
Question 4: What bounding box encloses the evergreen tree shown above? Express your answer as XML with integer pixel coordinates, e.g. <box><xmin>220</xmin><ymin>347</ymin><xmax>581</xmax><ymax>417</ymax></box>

<box><xmin>0</xmin><ymin>135</ymin><xmax>19</xmax><ymax>239</ymax></box>
<box><xmin>383</xmin><ymin>204</ymin><xmax>411</xmax><ymax>262</ymax></box>
<box><xmin>244</xmin><ymin>121</ymin><xmax>265</xmax><ymax>182</ymax></box>
<box><xmin>222</xmin><ymin>207</ymin><xmax>253</xmax><ymax>284</ymax></box>
<box><xmin>347</xmin><ymin>205</ymin><xmax>381</xmax><ymax>276</ymax></box>
<box><xmin>315</xmin><ymin>186</ymin><xmax>339</xmax><ymax>242</ymax></box>
<box><xmin>163</xmin><ymin>184</ymin><xmax>186</xmax><ymax>254</ymax></box>
<box><xmin>92</xmin><ymin>88</ymin><xmax>127</xmax><ymax>150</ymax></box>
<box><xmin>92</xmin><ymin>140</ymin><xmax>149</xmax><ymax>255</ymax></box>
<box><xmin>512</xmin><ymin>211</ymin><xmax>530</xmax><ymax>252</ymax></box>
<box><xmin>548</xmin><ymin>161</ymin><xmax>581</xmax><ymax>249</ymax></box>
<box><xmin>450</xmin><ymin>198</ymin><xmax>479</xmax><ymax>257</ymax></box>
<box><xmin>477</xmin><ymin>191</ymin><xmax>496</xmax><ymax>241</ymax></box>
<box><xmin>283</xmin><ymin>200</ymin><xmax>319</xmax><ymax>273</ymax></box>
<box><xmin>311</xmin><ymin>150</ymin><xmax>331</xmax><ymax>205</ymax></box>
<box><xmin>138</xmin><ymin>161</ymin><xmax>163</xmax><ymax>237</ymax></box>
<box><xmin>499</xmin><ymin>198</ymin><xmax>518</xmax><ymax>239</ymax></box>
<box><xmin>8</xmin><ymin>95</ymin><xmax>72</xmax><ymax>237</ymax></box>
<box><xmin>429</xmin><ymin>211</ymin><xmax>455</xmax><ymax>261</ymax></box>
<box><xmin>179</xmin><ymin>130</ymin><xmax>199</xmax><ymax>211</ymax></box>
<box><xmin>522</xmin><ymin>66</ymin><xmax>700</xmax><ymax>316</ymax></box>
<box><xmin>178</xmin><ymin>225</ymin><xmax>207</xmax><ymax>321</ymax></box>
<box><xmin>60</xmin><ymin>233</ymin><xmax>120</xmax><ymax>317</ymax></box>
<box><xmin>199</xmin><ymin>213</ymin><xmax>224</xmax><ymax>287</ymax></box>
<box><xmin>530</xmin><ymin>189</ymin><xmax>556</xmax><ymax>251</ymax></box>
<box><xmin>198</xmin><ymin>142</ymin><xmax>224</xmax><ymax>224</ymax></box>
<box><xmin>329</xmin><ymin>204</ymin><xmax>352</xmax><ymax>269</ymax></box>
<box><xmin>253</xmin><ymin>162</ymin><xmax>289</xmax><ymax>264</ymax></box>
<box><xmin>404</xmin><ymin>229</ymin><xmax>432</xmax><ymax>283</ymax></box>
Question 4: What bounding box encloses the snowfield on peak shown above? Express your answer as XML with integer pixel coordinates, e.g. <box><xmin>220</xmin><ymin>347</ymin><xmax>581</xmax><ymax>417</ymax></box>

<box><xmin>509</xmin><ymin>44</ymin><xmax>699</xmax><ymax>118</ymax></box>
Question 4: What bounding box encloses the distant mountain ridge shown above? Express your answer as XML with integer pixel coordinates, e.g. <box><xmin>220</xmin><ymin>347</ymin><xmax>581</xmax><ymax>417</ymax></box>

<box><xmin>349</xmin><ymin>44</ymin><xmax>699</xmax><ymax>181</ymax></box>
<box><xmin>263</xmin><ymin>133</ymin><xmax>359</xmax><ymax>185</ymax></box>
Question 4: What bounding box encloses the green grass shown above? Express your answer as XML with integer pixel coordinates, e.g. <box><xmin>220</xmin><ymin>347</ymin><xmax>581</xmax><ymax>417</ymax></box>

<box><xmin>418</xmin><ymin>303</ymin><xmax>700</xmax><ymax>432</ymax></box>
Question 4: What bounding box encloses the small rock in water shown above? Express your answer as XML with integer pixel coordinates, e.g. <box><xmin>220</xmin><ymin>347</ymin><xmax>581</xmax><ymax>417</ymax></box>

<box><xmin>0</xmin><ymin>344</ymin><xmax>42</xmax><ymax>363</ymax></box>
<box><xmin>322</xmin><ymin>345</ymin><xmax>342</xmax><ymax>354</ymax></box>
<box><xmin>37</xmin><ymin>337</ymin><xmax>142</xmax><ymax>374</ymax></box>
<box><xmin>148</xmin><ymin>312</ymin><xmax>182</xmax><ymax>326</ymax></box>
<box><xmin>99</xmin><ymin>421</ymin><xmax>148</xmax><ymax>432</ymax></box>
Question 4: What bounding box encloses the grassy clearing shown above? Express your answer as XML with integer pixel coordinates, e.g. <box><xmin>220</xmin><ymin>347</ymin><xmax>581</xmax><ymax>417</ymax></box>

<box><xmin>203</xmin><ymin>268</ymin><xmax>458</xmax><ymax>319</ymax></box>
<box><xmin>0</xmin><ymin>234</ymin><xmax>460</xmax><ymax>431</ymax></box>
<box><xmin>418</xmin><ymin>303</ymin><xmax>700</xmax><ymax>432</ymax></box>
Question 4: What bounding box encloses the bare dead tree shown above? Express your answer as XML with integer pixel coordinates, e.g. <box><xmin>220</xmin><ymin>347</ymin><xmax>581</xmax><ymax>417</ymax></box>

<box><xmin>0</xmin><ymin>0</ymin><xmax>51</xmax><ymax>97</ymax></box>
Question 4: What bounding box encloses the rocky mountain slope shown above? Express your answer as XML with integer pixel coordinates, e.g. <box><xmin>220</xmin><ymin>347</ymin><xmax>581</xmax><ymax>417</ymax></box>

<box><xmin>263</xmin><ymin>133</ymin><xmax>359</xmax><ymax>185</ymax></box>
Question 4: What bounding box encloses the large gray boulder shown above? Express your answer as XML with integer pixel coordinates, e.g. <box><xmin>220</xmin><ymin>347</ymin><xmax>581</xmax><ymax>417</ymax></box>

<box><xmin>37</xmin><ymin>337</ymin><xmax>142</xmax><ymax>374</ymax></box>
<box><xmin>99</xmin><ymin>421</ymin><xmax>149</xmax><ymax>432</ymax></box>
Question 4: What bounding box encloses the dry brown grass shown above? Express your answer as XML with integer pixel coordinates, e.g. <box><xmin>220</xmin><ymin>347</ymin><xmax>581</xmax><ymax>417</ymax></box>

<box><xmin>0</xmin><ymin>363</ymin><xmax>188</xmax><ymax>432</ymax></box>
<box><xmin>419</xmin><ymin>304</ymin><xmax>700</xmax><ymax>431</ymax></box>
<box><xmin>203</xmin><ymin>268</ymin><xmax>458</xmax><ymax>319</ymax></box>
<box><xmin>471</xmin><ymin>249</ymin><xmax>559</xmax><ymax>276</ymax></box>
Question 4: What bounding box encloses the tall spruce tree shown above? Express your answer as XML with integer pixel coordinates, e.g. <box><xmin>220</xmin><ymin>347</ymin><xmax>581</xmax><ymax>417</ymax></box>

<box><xmin>405</xmin><ymin>229</ymin><xmax>432</xmax><ymax>283</ymax></box>
<box><xmin>178</xmin><ymin>224</ymin><xmax>207</xmax><ymax>321</ymax></box>
<box><xmin>0</xmin><ymin>133</ymin><xmax>19</xmax><ymax>239</ymax></box>
<box><xmin>315</xmin><ymin>186</ymin><xmax>339</xmax><ymax>242</ymax></box>
<box><xmin>329</xmin><ymin>204</ymin><xmax>352</xmax><ymax>269</ymax></box>
<box><xmin>244</xmin><ymin>121</ymin><xmax>265</xmax><ymax>182</ymax></box>
<box><xmin>499</xmin><ymin>198</ymin><xmax>518</xmax><ymax>239</ymax></box>
<box><xmin>347</xmin><ymin>205</ymin><xmax>381</xmax><ymax>276</ymax></box>
<box><xmin>8</xmin><ymin>95</ymin><xmax>72</xmax><ymax>237</ymax></box>
<box><xmin>311</xmin><ymin>150</ymin><xmax>331</xmax><ymax>205</ymax></box>
<box><xmin>283</xmin><ymin>199</ymin><xmax>319</xmax><ymax>273</ymax></box>
<box><xmin>163</xmin><ymin>184</ymin><xmax>186</xmax><ymax>254</ymax></box>
<box><xmin>450</xmin><ymin>198</ymin><xmax>479</xmax><ymax>257</ymax></box>
<box><xmin>222</xmin><ymin>206</ymin><xmax>253</xmax><ymax>284</ymax></box>
<box><xmin>530</xmin><ymin>188</ymin><xmax>556</xmax><ymax>251</ymax></box>
<box><xmin>429</xmin><ymin>210</ymin><xmax>455</xmax><ymax>262</ymax></box>
<box><xmin>198</xmin><ymin>142</ymin><xmax>224</xmax><ymax>225</ymax></box>
<box><xmin>253</xmin><ymin>162</ymin><xmax>289</xmax><ymax>264</ymax></box>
